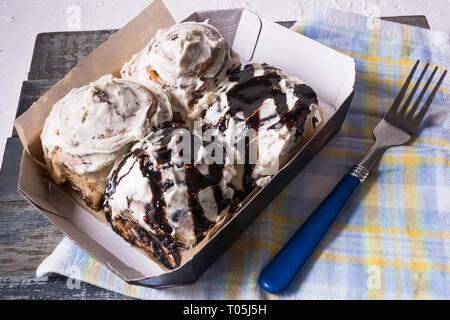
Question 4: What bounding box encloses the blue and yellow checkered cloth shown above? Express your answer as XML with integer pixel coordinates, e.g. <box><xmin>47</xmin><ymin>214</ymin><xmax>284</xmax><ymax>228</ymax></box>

<box><xmin>37</xmin><ymin>8</ymin><xmax>450</xmax><ymax>299</ymax></box>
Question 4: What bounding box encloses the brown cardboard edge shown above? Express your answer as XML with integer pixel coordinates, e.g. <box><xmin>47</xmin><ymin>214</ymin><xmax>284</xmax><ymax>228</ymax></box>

<box><xmin>17</xmin><ymin>149</ymin><xmax>147</xmax><ymax>281</ymax></box>
<box><xmin>15</xmin><ymin>0</ymin><xmax>178</xmax><ymax>279</ymax></box>
<box><xmin>14</xmin><ymin>3</ymin><xmax>250</xmax><ymax>277</ymax></box>
<box><xmin>20</xmin><ymin>148</ymin><xmax>175</xmax><ymax>274</ymax></box>
<box><xmin>15</xmin><ymin>3</ymin><xmax>357</xmax><ymax>284</ymax></box>
<box><xmin>13</xmin><ymin>0</ymin><xmax>175</xmax><ymax>166</ymax></box>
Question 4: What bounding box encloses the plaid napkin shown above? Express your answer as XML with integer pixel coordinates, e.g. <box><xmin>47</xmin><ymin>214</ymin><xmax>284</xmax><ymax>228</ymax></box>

<box><xmin>37</xmin><ymin>8</ymin><xmax>450</xmax><ymax>300</ymax></box>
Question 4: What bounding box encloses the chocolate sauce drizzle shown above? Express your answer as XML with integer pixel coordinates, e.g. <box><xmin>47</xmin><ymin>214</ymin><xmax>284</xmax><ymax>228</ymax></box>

<box><xmin>185</xmin><ymin>163</ymin><xmax>229</xmax><ymax>241</ymax></box>
<box><xmin>136</xmin><ymin>150</ymin><xmax>173</xmax><ymax>234</ymax></box>
<box><xmin>226</xmin><ymin>64</ymin><xmax>317</xmax><ymax>131</ymax></box>
<box><xmin>183</xmin><ymin>130</ymin><xmax>230</xmax><ymax>241</ymax></box>
<box><xmin>272</xmin><ymin>83</ymin><xmax>318</xmax><ymax>137</ymax></box>
<box><xmin>227</xmin><ymin>64</ymin><xmax>288</xmax><ymax>123</ymax></box>
<box><xmin>223</xmin><ymin>64</ymin><xmax>318</xmax><ymax>196</ymax></box>
<box><xmin>105</xmin><ymin>126</ymin><xmax>232</xmax><ymax>265</ymax></box>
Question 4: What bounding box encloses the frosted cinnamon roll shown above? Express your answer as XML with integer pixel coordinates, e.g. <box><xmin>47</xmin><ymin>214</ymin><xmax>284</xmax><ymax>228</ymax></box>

<box><xmin>41</xmin><ymin>75</ymin><xmax>172</xmax><ymax>210</ymax></box>
<box><xmin>104</xmin><ymin>126</ymin><xmax>236</xmax><ymax>269</ymax></box>
<box><xmin>121</xmin><ymin>21</ymin><xmax>240</xmax><ymax>121</ymax></box>
<box><xmin>201</xmin><ymin>63</ymin><xmax>322</xmax><ymax>195</ymax></box>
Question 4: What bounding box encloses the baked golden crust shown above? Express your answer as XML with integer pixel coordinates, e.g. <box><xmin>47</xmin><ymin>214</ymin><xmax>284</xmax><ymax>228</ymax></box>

<box><xmin>44</xmin><ymin>147</ymin><xmax>110</xmax><ymax>210</ymax></box>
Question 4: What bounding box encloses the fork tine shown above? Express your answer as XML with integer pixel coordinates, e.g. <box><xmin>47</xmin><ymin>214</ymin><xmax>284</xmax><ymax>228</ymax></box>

<box><xmin>399</xmin><ymin>63</ymin><xmax>429</xmax><ymax>115</ymax></box>
<box><xmin>408</xmin><ymin>66</ymin><xmax>438</xmax><ymax>119</ymax></box>
<box><xmin>388</xmin><ymin>60</ymin><xmax>419</xmax><ymax>115</ymax></box>
<box><xmin>413</xmin><ymin>69</ymin><xmax>447</xmax><ymax>125</ymax></box>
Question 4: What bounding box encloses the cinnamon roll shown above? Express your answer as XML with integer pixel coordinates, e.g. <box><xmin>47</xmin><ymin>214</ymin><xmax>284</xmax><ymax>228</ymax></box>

<box><xmin>41</xmin><ymin>75</ymin><xmax>172</xmax><ymax>210</ymax></box>
<box><xmin>104</xmin><ymin>126</ymin><xmax>236</xmax><ymax>269</ymax></box>
<box><xmin>201</xmin><ymin>63</ymin><xmax>322</xmax><ymax>195</ymax></box>
<box><xmin>121</xmin><ymin>21</ymin><xmax>241</xmax><ymax>121</ymax></box>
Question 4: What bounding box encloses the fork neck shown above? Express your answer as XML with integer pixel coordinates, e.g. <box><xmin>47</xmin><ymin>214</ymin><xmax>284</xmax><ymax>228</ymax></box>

<box><xmin>350</xmin><ymin>141</ymin><xmax>387</xmax><ymax>182</ymax></box>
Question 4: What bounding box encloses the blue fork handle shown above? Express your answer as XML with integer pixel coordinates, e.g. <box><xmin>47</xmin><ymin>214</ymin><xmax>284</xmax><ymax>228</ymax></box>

<box><xmin>258</xmin><ymin>173</ymin><xmax>361</xmax><ymax>294</ymax></box>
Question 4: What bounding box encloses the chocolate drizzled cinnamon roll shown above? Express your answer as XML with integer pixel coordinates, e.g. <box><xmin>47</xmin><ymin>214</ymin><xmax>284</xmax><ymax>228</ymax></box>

<box><xmin>201</xmin><ymin>63</ymin><xmax>322</xmax><ymax>196</ymax></box>
<box><xmin>104</xmin><ymin>126</ymin><xmax>236</xmax><ymax>269</ymax></box>
<box><xmin>41</xmin><ymin>75</ymin><xmax>173</xmax><ymax>209</ymax></box>
<box><xmin>121</xmin><ymin>21</ymin><xmax>241</xmax><ymax>121</ymax></box>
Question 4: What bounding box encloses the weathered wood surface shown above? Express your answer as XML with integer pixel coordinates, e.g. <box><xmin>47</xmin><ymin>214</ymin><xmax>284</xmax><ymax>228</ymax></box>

<box><xmin>0</xmin><ymin>17</ymin><xmax>429</xmax><ymax>300</ymax></box>
<box><xmin>0</xmin><ymin>28</ymin><xmax>130</xmax><ymax>300</ymax></box>
<box><xmin>0</xmin><ymin>201</ymin><xmax>62</xmax><ymax>277</ymax></box>
<box><xmin>0</xmin><ymin>276</ymin><xmax>133</xmax><ymax>300</ymax></box>
<box><xmin>29</xmin><ymin>30</ymin><xmax>117</xmax><ymax>81</ymax></box>
<box><xmin>0</xmin><ymin>137</ymin><xmax>24</xmax><ymax>202</ymax></box>
<box><xmin>12</xmin><ymin>80</ymin><xmax>58</xmax><ymax>137</ymax></box>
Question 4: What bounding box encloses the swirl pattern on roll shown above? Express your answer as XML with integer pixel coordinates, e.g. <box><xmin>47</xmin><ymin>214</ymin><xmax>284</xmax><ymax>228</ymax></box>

<box><xmin>41</xmin><ymin>75</ymin><xmax>172</xmax><ymax>176</ymax></box>
<box><xmin>121</xmin><ymin>21</ymin><xmax>241</xmax><ymax>120</ymax></box>
<box><xmin>104</xmin><ymin>126</ymin><xmax>236</xmax><ymax>268</ymax></box>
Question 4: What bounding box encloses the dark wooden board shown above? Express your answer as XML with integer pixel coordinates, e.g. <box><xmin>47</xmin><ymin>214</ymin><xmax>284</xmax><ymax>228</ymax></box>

<box><xmin>0</xmin><ymin>201</ymin><xmax>62</xmax><ymax>277</ymax></box>
<box><xmin>12</xmin><ymin>80</ymin><xmax>58</xmax><ymax>137</ymax></box>
<box><xmin>0</xmin><ymin>137</ymin><xmax>24</xmax><ymax>202</ymax></box>
<box><xmin>16</xmin><ymin>80</ymin><xmax>58</xmax><ymax>119</ymax></box>
<box><xmin>0</xmin><ymin>16</ymin><xmax>430</xmax><ymax>300</ymax></box>
<box><xmin>0</xmin><ymin>276</ymin><xmax>133</xmax><ymax>300</ymax></box>
<box><xmin>1</xmin><ymin>28</ymin><xmax>129</xmax><ymax>301</ymax></box>
<box><xmin>29</xmin><ymin>30</ymin><xmax>117</xmax><ymax>81</ymax></box>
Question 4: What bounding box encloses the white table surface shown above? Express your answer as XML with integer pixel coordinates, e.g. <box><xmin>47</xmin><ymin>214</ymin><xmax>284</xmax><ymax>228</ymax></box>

<box><xmin>1</xmin><ymin>0</ymin><xmax>449</xmax><ymax>168</ymax></box>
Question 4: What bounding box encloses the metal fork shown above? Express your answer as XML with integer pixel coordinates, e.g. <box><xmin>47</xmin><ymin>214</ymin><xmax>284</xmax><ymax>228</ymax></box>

<box><xmin>258</xmin><ymin>60</ymin><xmax>447</xmax><ymax>294</ymax></box>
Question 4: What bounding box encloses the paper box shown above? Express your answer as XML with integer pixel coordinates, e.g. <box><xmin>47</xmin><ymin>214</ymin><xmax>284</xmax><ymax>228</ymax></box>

<box><xmin>14</xmin><ymin>0</ymin><xmax>355</xmax><ymax>287</ymax></box>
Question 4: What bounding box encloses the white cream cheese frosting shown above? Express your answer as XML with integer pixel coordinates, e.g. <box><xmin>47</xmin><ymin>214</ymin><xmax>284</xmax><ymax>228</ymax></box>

<box><xmin>41</xmin><ymin>74</ymin><xmax>172</xmax><ymax>176</ymax></box>
<box><xmin>120</xmin><ymin>21</ymin><xmax>241</xmax><ymax>119</ymax></box>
